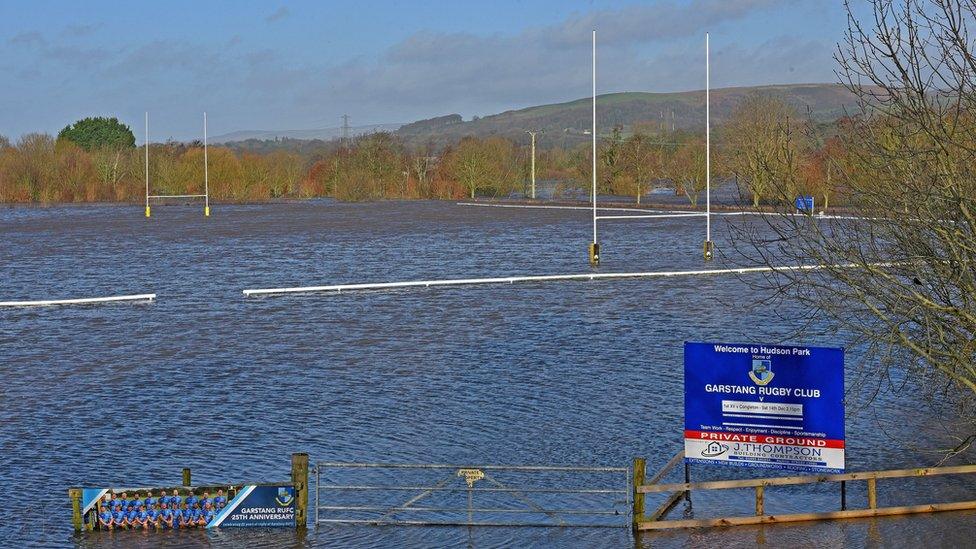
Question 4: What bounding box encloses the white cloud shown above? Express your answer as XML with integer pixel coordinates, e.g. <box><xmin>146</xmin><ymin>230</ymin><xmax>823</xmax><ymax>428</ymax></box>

<box><xmin>0</xmin><ymin>0</ymin><xmax>841</xmax><ymax>138</ymax></box>
<box><xmin>265</xmin><ymin>6</ymin><xmax>290</xmax><ymax>24</ymax></box>
<box><xmin>545</xmin><ymin>0</ymin><xmax>789</xmax><ymax>48</ymax></box>
<box><xmin>320</xmin><ymin>0</ymin><xmax>833</xmax><ymax>119</ymax></box>
<box><xmin>7</xmin><ymin>31</ymin><xmax>46</xmax><ymax>47</ymax></box>
<box><xmin>61</xmin><ymin>23</ymin><xmax>101</xmax><ymax>37</ymax></box>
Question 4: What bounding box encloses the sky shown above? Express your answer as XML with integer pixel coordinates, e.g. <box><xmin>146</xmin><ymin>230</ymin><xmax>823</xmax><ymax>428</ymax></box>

<box><xmin>0</xmin><ymin>0</ymin><xmax>859</xmax><ymax>141</ymax></box>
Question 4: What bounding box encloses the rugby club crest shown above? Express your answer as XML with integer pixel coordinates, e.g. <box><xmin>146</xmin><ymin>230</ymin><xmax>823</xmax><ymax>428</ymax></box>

<box><xmin>749</xmin><ymin>359</ymin><xmax>775</xmax><ymax>386</ymax></box>
<box><xmin>275</xmin><ymin>487</ymin><xmax>294</xmax><ymax>507</ymax></box>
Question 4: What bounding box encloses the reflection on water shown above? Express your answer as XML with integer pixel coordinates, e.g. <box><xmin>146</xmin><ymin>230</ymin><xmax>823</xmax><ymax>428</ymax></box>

<box><xmin>0</xmin><ymin>201</ymin><xmax>973</xmax><ymax>547</ymax></box>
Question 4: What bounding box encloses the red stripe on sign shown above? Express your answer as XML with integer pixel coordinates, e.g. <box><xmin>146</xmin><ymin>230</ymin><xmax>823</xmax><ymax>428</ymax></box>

<box><xmin>685</xmin><ymin>430</ymin><xmax>845</xmax><ymax>449</ymax></box>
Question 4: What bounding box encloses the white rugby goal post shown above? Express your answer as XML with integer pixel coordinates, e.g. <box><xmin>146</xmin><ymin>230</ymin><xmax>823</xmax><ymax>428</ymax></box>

<box><xmin>588</xmin><ymin>32</ymin><xmax>713</xmax><ymax>264</ymax></box>
<box><xmin>144</xmin><ymin>112</ymin><xmax>211</xmax><ymax>217</ymax></box>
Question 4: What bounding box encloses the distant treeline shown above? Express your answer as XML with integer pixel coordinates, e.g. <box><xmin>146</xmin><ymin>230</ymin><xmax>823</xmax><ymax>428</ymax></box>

<box><xmin>0</xmin><ymin>94</ymin><xmax>855</xmax><ymax>208</ymax></box>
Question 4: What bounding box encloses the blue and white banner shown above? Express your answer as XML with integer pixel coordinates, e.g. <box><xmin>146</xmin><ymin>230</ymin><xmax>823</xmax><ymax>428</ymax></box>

<box><xmin>208</xmin><ymin>485</ymin><xmax>296</xmax><ymax>528</ymax></box>
<box><xmin>82</xmin><ymin>489</ymin><xmax>109</xmax><ymax>514</ymax></box>
<box><xmin>684</xmin><ymin>341</ymin><xmax>845</xmax><ymax>473</ymax></box>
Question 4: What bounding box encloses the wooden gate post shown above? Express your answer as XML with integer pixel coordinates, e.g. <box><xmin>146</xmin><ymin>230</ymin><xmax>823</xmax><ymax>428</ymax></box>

<box><xmin>867</xmin><ymin>477</ymin><xmax>877</xmax><ymax>509</ymax></box>
<box><xmin>68</xmin><ymin>488</ymin><xmax>83</xmax><ymax>532</ymax></box>
<box><xmin>632</xmin><ymin>457</ymin><xmax>646</xmax><ymax>531</ymax></box>
<box><xmin>755</xmin><ymin>485</ymin><xmax>765</xmax><ymax>516</ymax></box>
<box><xmin>292</xmin><ymin>453</ymin><xmax>310</xmax><ymax>529</ymax></box>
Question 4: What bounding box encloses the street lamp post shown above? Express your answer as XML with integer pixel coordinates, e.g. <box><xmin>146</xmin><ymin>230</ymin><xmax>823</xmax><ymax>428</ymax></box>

<box><xmin>526</xmin><ymin>130</ymin><xmax>541</xmax><ymax>199</ymax></box>
<box><xmin>703</xmin><ymin>32</ymin><xmax>713</xmax><ymax>261</ymax></box>
<box><xmin>589</xmin><ymin>29</ymin><xmax>599</xmax><ymax>267</ymax></box>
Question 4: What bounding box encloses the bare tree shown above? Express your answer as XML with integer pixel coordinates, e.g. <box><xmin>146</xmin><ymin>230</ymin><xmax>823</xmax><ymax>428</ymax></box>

<box><xmin>731</xmin><ymin>0</ymin><xmax>976</xmax><ymax>457</ymax></box>
<box><xmin>672</xmin><ymin>136</ymin><xmax>708</xmax><ymax>207</ymax></box>
<box><xmin>623</xmin><ymin>132</ymin><xmax>656</xmax><ymax>204</ymax></box>
<box><xmin>724</xmin><ymin>94</ymin><xmax>799</xmax><ymax>207</ymax></box>
<box><xmin>91</xmin><ymin>146</ymin><xmax>129</xmax><ymax>193</ymax></box>
<box><xmin>573</xmin><ymin>143</ymin><xmax>593</xmax><ymax>195</ymax></box>
<box><xmin>451</xmin><ymin>137</ymin><xmax>491</xmax><ymax>199</ymax></box>
<box><xmin>599</xmin><ymin>125</ymin><xmax>625</xmax><ymax>195</ymax></box>
<box><xmin>411</xmin><ymin>140</ymin><xmax>437</xmax><ymax>198</ymax></box>
<box><xmin>800</xmin><ymin>136</ymin><xmax>846</xmax><ymax>212</ymax></box>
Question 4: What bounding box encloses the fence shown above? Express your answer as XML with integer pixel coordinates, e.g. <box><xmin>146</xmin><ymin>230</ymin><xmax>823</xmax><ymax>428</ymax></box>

<box><xmin>313</xmin><ymin>461</ymin><xmax>631</xmax><ymax>527</ymax></box>
<box><xmin>632</xmin><ymin>451</ymin><xmax>976</xmax><ymax>530</ymax></box>
<box><xmin>72</xmin><ymin>452</ymin><xmax>975</xmax><ymax>532</ymax></box>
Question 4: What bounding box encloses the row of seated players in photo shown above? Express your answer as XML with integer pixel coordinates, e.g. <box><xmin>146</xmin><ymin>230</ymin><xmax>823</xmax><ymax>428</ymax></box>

<box><xmin>97</xmin><ymin>489</ymin><xmax>230</xmax><ymax>529</ymax></box>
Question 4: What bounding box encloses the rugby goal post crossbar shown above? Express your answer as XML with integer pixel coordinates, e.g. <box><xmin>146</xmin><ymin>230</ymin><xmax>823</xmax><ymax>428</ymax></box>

<box><xmin>144</xmin><ymin>112</ymin><xmax>211</xmax><ymax>217</ymax></box>
<box><xmin>594</xmin><ymin>213</ymin><xmax>705</xmax><ymax>221</ymax></box>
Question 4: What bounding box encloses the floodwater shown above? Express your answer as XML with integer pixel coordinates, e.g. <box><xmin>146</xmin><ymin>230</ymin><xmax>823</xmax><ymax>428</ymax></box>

<box><xmin>0</xmin><ymin>200</ymin><xmax>973</xmax><ymax>548</ymax></box>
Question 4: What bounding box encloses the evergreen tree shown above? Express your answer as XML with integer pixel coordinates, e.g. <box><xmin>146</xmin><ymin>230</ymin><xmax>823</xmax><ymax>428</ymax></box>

<box><xmin>57</xmin><ymin>117</ymin><xmax>135</xmax><ymax>151</ymax></box>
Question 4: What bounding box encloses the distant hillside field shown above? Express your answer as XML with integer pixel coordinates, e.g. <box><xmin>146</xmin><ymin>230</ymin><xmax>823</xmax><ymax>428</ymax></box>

<box><xmin>397</xmin><ymin>83</ymin><xmax>860</xmax><ymax>148</ymax></box>
<box><xmin>213</xmin><ymin>83</ymin><xmax>860</xmax><ymax>149</ymax></box>
<box><xmin>210</xmin><ymin>123</ymin><xmax>403</xmax><ymax>144</ymax></box>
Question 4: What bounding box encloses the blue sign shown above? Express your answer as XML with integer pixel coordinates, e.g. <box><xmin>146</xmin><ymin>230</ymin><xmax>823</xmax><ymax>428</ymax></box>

<box><xmin>684</xmin><ymin>342</ymin><xmax>845</xmax><ymax>473</ymax></box>
<box><xmin>795</xmin><ymin>195</ymin><xmax>815</xmax><ymax>212</ymax></box>
<box><xmin>208</xmin><ymin>485</ymin><xmax>296</xmax><ymax>528</ymax></box>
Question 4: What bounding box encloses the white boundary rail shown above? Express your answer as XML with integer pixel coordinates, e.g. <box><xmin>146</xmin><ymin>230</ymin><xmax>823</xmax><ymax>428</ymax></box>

<box><xmin>242</xmin><ymin>263</ymin><xmax>875</xmax><ymax>298</ymax></box>
<box><xmin>0</xmin><ymin>294</ymin><xmax>156</xmax><ymax>307</ymax></box>
<box><xmin>457</xmin><ymin>202</ymin><xmax>871</xmax><ymax>221</ymax></box>
<box><xmin>457</xmin><ymin>202</ymin><xmax>697</xmax><ymax>214</ymax></box>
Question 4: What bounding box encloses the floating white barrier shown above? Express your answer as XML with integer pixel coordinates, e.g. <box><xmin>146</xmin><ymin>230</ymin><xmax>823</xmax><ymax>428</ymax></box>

<box><xmin>595</xmin><ymin>213</ymin><xmax>705</xmax><ymax>221</ymax></box>
<box><xmin>456</xmin><ymin>202</ymin><xmax>693</xmax><ymax>214</ymax></box>
<box><xmin>242</xmin><ymin>264</ymin><xmax>875</xmax><ymax>298</ymax></box>
<box><xmin>0</xmin><ymin>294</ymin><xmax>156</xmax><ymax>307</ymax></box>
<box><xmin>457</xmin><ymin>202</ymin><xmax>873</xmax><ymax>221</ymax></box>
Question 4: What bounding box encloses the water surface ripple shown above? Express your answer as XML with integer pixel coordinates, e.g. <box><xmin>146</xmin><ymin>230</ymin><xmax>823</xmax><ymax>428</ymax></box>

<box><xmin>0</xmin><ymin>201</ymin><xmax>973</xmax><ymax>548</ymax></box>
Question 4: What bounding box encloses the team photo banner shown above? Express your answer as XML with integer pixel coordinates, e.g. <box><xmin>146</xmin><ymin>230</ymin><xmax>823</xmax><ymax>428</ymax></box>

<box><xmin>79</xmin><ymin>483</ymin><xmax>295</xmax><ymax>530</ymax></box>
<box><xmin>684</xmin><ymin>341</ymin><xmax>845</xmax><ymax>473</ymax></box>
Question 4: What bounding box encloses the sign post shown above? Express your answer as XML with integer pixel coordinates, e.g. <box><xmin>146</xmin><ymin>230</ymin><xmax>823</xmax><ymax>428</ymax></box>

<box><xmin>684</xmin><ymin>341</ymin><xmax>845</xmax><ymax>473</ymax></box>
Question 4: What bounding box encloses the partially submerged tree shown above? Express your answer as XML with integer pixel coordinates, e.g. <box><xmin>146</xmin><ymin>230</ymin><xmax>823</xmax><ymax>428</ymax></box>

<box><xmin>724</xmin><ymin>94</ymin><xmax>798</xmax><ymax>207</ymax></box>
<box><xmin>573</xmin><ymin>143</ymin><xmax>593</xmax><ymax>195</ymax></box>
<box><xmin>57</xmin><ymin>118</ymin><xmax>137</xmax><ymax>199</ymax></box>
<box><xmin>411</xmin><ymin>140</ymin><xmax>437</xmax><ymax>198</ymax></box>
<box><xmin>598</xmin><ymin>125</ymin><xmax>625</xmax><ymax>196</ymax></box>
<box><xmin>732</xmin><ymin>0</ymin><xmax>976</xmax><ymax>457</ymax></box>
<box><xmin>446</xmin><ymin>137</ymin><xmax>518</xmax><ymax>199</ymax></box>
<box><xmin>10</xmin><ymin>134</ymin><xmax>56</xmax><ymax>202</ymax></box>
<box><xmin>672</xmin><ymin>135</ymin><xmax>707</xmax><ymax>207</ymax></box>
<box><xmin>622</xmin><ymin>132</ymin><xmax>657</xmax><ymax>204</ymax></box>
<box><xmin>799</xmin><ymin>135</ymin><xmax>846</xmax><ymax>212</ymax></box>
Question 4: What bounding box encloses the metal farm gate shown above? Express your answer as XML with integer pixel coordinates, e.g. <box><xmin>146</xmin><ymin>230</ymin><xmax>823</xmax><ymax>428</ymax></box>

<box><xmin>313</xmin><ymin>462</ymin><xmax>631</xmax><ymax>528</ymax></box>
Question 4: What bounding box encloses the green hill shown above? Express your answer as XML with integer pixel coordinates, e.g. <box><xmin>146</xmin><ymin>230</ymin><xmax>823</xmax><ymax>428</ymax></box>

<box><xmin>398</xmin><ymin>83</ymin><xmax>860</xmax><ymax>148</ymax></box>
